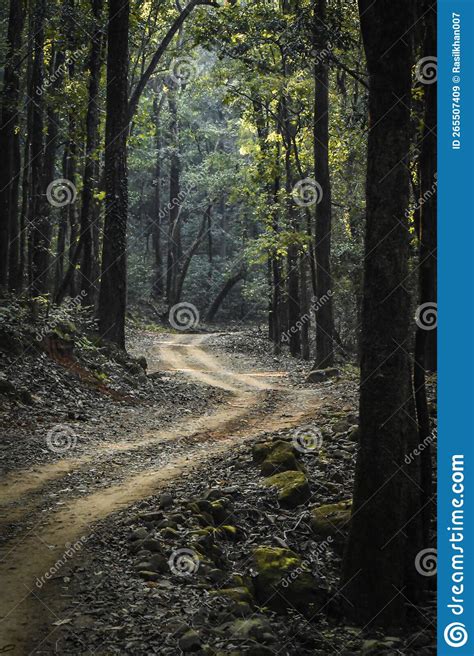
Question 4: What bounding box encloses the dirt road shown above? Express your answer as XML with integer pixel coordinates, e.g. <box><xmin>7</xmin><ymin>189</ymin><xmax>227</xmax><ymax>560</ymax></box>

<box><xmin>0</xmin><ymin>333</ymin><xmax>321</xmax><ymax>654</ymax></box>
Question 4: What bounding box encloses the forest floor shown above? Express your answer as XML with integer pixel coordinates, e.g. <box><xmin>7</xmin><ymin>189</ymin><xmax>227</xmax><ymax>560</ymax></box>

<box><xmin>0</xmin><ymin>327</ymin><xmax>436</xmax><ymax>656</ymax></box>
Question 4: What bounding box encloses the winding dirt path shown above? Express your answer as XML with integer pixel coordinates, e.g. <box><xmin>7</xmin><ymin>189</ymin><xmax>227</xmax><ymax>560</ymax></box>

<box><xmin>0</xmin><ymin>332</ymin><xmax>321</xmax><ymax>654</ymax></box>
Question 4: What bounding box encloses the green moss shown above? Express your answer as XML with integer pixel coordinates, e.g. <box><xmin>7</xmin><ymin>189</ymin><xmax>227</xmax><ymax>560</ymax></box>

<box><xmin>310</xmin><ymin>499</ymin><xmax>352</xmax><ymax>536</ymax></box>
<box><xmin>260</xmin><ymin>442</ymin><xmax>302</xmax><ymax>477</ymax></box>
<box><xmin>263</xmin><ymin>470</ymin><xmax>311</xmax><ymax>508</ymax></box>
<box><xmin>252</xmin><ymin>547</ymin><xmax>321</xmax><ymax>613</ymax></box>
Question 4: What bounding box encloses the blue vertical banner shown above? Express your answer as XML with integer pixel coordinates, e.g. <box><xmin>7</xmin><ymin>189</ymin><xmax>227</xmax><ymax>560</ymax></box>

<box><xmin>438</xmin><ymin>1</ymin><xmax>474</xmax><ymax>653</ymax></box>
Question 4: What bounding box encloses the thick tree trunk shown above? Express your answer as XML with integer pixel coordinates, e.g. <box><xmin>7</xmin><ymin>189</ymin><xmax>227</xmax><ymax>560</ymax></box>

<box><xmin>341</xmin><ymin>0</ymin><xmax>423</xmax><ymax>628</ymax></box>
<box><xmin>98</xmin><ymin>0</ymin><xmax>130</xmax><ymax>347</ymax></box>
<box><xmin>414</xmin><ymin>1</ymin><xmax>437</xmax><ymax>545</ymax></box>
<box><xmin>313</xmin><ymin>0</ymin><xmax>334</xmax><ymax>368</ymax></box>
<box><xmin>0</xmin><ymin>0</ymin><xmax>25</xmax><ymax>290</ymax></box>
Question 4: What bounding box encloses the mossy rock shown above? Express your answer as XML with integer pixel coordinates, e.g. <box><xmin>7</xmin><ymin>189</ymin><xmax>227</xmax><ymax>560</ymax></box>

<box><xmin>210</xmin><ymin>586</ymin><xmax>254</xmax><ymax>606</ymax></box>
<box><xmin>263</xmin><ymin>471</ymin><xmax>311</xmax><ymax>508</ymax></box>
<box><xmin>252</xmin><ymin>441</ymin><xmax>275</xmax><ymax>464</ymax></box>
<box><xmin>252</xmin><ymin>547</ymin><xmax>321</xmax><ymax>613</ymax></box>
<box><xmin>260</xmin><ymin>442</ymin><xmax>302</xmax><ymax>477</ymax></box>
<box><xmin>310</xmin><ymin>499</ymin><xmax>352</xmax><ymax>537</ymax></box>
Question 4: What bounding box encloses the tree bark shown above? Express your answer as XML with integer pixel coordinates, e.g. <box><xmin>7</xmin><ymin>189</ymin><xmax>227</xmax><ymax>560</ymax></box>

<box><xmin>55</xmin><ymin>0</ymin><xmax>104</xmax><ymax>305</ymax></box>
<box><xmin>151</xmin><ymin>92</ymin><xmax>165</xmax><ymax>299</ymax></box>
<box><xmin>313</xmin><ymin>0</ymin><xmax>335</xmax><ymax>368</ymax></box>
<box><xmin>0</xmin><ymin>0</ymin><xmax>25</xmax><ymax>290</ymax></box>
<box><xmin>341</xmin><ymin>0</ymin><xmax>423</xmax><ymax>628</ymax></box>
<box><xmin>414</xmin><ymin>0</ymin><xmax>437</xmax><ymax>545</ymax></box>
<box><xmin>98</xmin><ymin>0</ymin><xmax>130</xmax><ymax>347</ymax></box>
<box><xmin>29</xmin><ymin>0</ymin><xmax>48</xmax><ymax>297</ymax></box>
<box><xmin>166</xmin><ymin>84</ymin><xmax>181</xmax><ymax>307</ymax></box>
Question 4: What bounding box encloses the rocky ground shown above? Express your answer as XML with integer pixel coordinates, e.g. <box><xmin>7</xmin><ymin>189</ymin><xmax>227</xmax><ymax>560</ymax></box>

<box><xmin>0</xmin><ymin>308</ymin><xmax>436</xmax><ymax>656</ymax></box>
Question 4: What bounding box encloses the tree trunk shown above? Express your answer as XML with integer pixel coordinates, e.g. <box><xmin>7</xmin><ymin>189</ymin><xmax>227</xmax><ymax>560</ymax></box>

<box><xmin>175</xmin><ymin>205</ymin><xmax>210</xmax><ymax>303</ymax></box>
<box><xmin>341</xmin><ymin>0</ymin><xmax>423</xmax><ymax>629</ymax></box>
<box><xmin>414</xmin><ymin>1</ymin><xmax>437</xmax><ymax>545</ymax></box>
<box><xmin>98</xmin><ymin>0</ymin><xmax>130</xmax><ymax>347</ymax></box>
<box><xmin>166</xmin><ymin>84</ymin><xmax>181</xmax><ymax>307</ymax></box>
<box><xmin>29</xmin><ymin>0</ymin><xmax>48</xmax><ymax>297</ymax></box>
<box><xmin>313</xmin><ymin>0</ymin><xmax>335</xmax><ymax>368</ymax></box>
<box><xmin>205</xmin><ymin>270</ymin><xmax>245</xmax><ymax>323</ymax></box>
<box><xmin>55</xmin><ymin>0</ymin><xmax>104</xmax><ymax>305</ymax></box>
<box><xmin>151</xmin><ymin>93</ymin><xmax>165</xmax><ymax>299</ymax></box>
<box><xmin>0</xmin><ymin>0</ymin><xmax>25</xmax><ymax>290</ymax></box>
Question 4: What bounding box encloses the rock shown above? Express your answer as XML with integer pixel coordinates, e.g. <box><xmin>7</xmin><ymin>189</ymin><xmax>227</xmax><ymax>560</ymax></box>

<box><xmin>332</xmin><ymin>419</ymin><xmax>352</xmax><ymax>433</ymax></box>
<box><xmin>136</xmin><ymin>355</ymin><xmax>148</xmax><ymax>371</ymax></box>
<box><xmin>137</xmin><ymin>570</ymin><xmax>160</xmax><ymax>582</ymax></box>
<box><xmin>305</xmin><ymin>367</ymin><xmax>340</xmax><ymax>383</ymax></box>
<box><xmin>260</xmin><ymin>442</ymin><xmax>302</xmax><ymax>477</ymax></box>
<box><xmin>210</xmin><ymin>587</ymin><xmax>254</xmax><ymax>606</ymax></box>
<box><xmin>141</xmin><ymin>538</ymin><xmax>163</xmax><ymax>553</ymax></box>
<box><xmin>347</xmin><ymin>426</ymin><xmax>360</xmax><ymax>442</ymax></box>
<box><xmin>310</xmin><ymin>500</ymin><xmax>352</xmax><ymax>537</ymax></box>
<box><xmin>130</xmin><ymin>527</ymin><xmax>149</xmax><ymax>541</ymax></box>
<box><xmin>138</xmin><ymin>511</ymin><xmax>164</xmax><ymax>523</ymax></box>
<box><xmin>159</xmin><ymin>493</ymin><xmax>173</xmax><ymax>510</ymax></box>
<box><xmin>252</xmin><ymin>547</ymin><xmax>322</xmax><ymax>613</ymax></box>
<box><xmin>209</xmin><ymin>500</ymin><xmax>232</xmax><ymax>525</ymax></box>
<box><xmin>179</xmin><ymin>629</ymin><xmax>201</xmax><ymax>652</ymax></box>
<box><xmin>227</xmin><ymin>617</ymin><xmax>276</xmax><ymax>643</ymax></box>
<box><xmin>252</xmin><ymin>441</ymin><xmax>275</xmax><ymax>464</ymax></box>
<box><xmin>160</xmin><ymin>527</ymin><xmax>180</xmax><ymax>540</ymax></box>
<box><xmin>263</xmin><ymin>471</ymin><xmax>311</xmax><ymax>508</ymax></box>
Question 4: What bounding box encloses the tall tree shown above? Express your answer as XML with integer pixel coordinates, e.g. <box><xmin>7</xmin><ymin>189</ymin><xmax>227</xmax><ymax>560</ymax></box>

<box><xmin>313</xmin><ymin>0</ymin><xmax>335</xmax><ymax>367</ymax></box>
<box><xmin>98</xmin><ymin>0</ymin><xmax>130</xmax><ymax>346</ymax></box>
<box><xmin>413</xmin><ymin>0</ymin><xmax>437</xmax><ymax>544</ymax></box>
<box><xmin>341</xmin><ymin>0</ymin><xmax>423</xmax><ymax>628</ymax></box>
<box><xmin>0</xmin><ymin>0</ymin><xmax>25</xmax><ymax>290</ymax></box>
